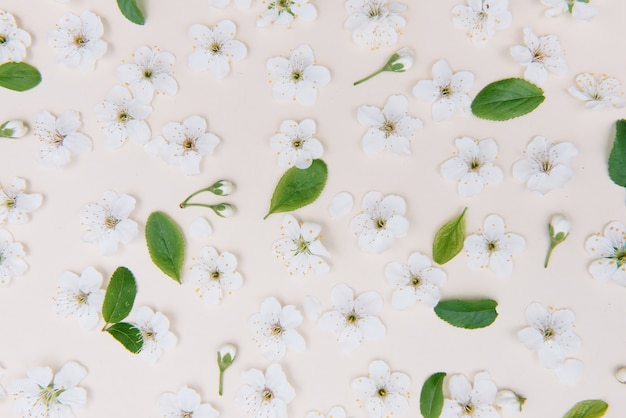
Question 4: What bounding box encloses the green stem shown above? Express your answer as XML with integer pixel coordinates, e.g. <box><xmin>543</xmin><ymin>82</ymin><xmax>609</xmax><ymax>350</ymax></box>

<box><xmin>544</xmin><ymin>242</ymin><xmax>556</xmax><ymax>268</ymax></box>
<box><xmin>353</xmin><ymin>67</ymin><xmax>386</xmax><ymax>86</ymax></box>
<box><xmin>180</xmin><ymin>187</ymin><xmax>212</xmax><ymax>207</ymax></box>
<box><xmin>179</xmin><ymin>202</ymin><xmax>216</xmax><ymax>210</ymax></box>
<box><xmin>218</xmin><ymin>369</ymin><xmax>225</xmax><ymax>396</ymax></box>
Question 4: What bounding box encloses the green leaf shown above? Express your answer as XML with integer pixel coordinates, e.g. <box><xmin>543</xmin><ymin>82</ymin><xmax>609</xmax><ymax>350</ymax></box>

<box><xmin>471</xmin><ymin>78</ymin><xmax>545</xmax><ymax>121</ymax></box>
<box><xmin>432</xmin><ymin>207</ymin><xmax>467</xmax><ymax>264</ymax></box>
<box><xmin>264</xmin><ymin>159</ymin><xmax>328</xmax><ymax>219</ymax></box>
<box><xmin>420</xmin><ymin>372</ymin><xmax>446</xmax><ymax>418</ymax></box>
<box><xmin>563</xmin><ymin>400</ymin><xmax>608</xmax><ymax>418</ymax></box>
<box><xmin>106</xmin><ymin>322</ymin><xmax>144</xmax><ymax>353</ymax></box>
<box><xmin>608</xmin><ymin>119</ymin><xmax>626</xmax><ymax>187</ymax></box>
<box><xmin>145</xmin><ymin>211</ymin><xmax>185</xmax><ymax>283</ymax></box>
<box><xmin>0</xmin><ymin>62</ymin><xmax>42</xmax><ymax>92</ymax></box>
<box><xmin>116</xmin><ymin>0</ymin><xmax>145</xmax><ymax>25</ymax></box>
<box><xmin>434</xmin><ymin>299</ymin><xmax>498</xmax><ymax>329</ymax></box>
<box><xmin>102</xmin><ymin>266</ymin><xmax>137</xmax><ymax>324</ymax></box>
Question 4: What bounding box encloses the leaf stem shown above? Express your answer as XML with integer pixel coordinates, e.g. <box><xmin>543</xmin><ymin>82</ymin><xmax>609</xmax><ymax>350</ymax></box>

<box><xmin>353</xmin><ymin>68</ymin><xmax>385</xmax><ymax>86</ymax></box>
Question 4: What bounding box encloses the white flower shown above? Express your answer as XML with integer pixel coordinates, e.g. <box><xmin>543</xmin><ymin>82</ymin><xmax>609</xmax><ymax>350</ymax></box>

<box><xmin>53</xmin><ymin>266</ymin><xmax>105</xmax><ymax>330</ymax></box>
<box><xmin>266</xmin><ymin>44</ymin><xmax>330</xmax><ymax>105</ymax></box>
<box><xmin>306</xmin><ymin>406</ymin><xmax>349</xmax><ymax>418</ymax></box>
<box><xmin>10</xmin><ymin>361</ymin><xmax>87</xmax><ymax>418</ymax></box>
<box><xmin>568</xmin><ymin>72</ymin><xmax>626</xmax><ymax>110</ymax></box>
<box><xmin>117</xmin><ymin>45</ymin><xmax>178</xmax><ymax>102</ymax></box>
<box><xmin>218</xmin><ymin>343</ymin><xmax>237</xmax><ymax>362</ymax></box>
<box><xmin>235</xmin><ymin>363</ymin><xmax>295</xmax><ymax>418</ymax></box>
<box><xmin>464</xmin><ymin>214</ymin><xmax>525</xmax><ymax>277</ymax></box>
<box><xmin>542</xmin><ymin>0</ymin><xmax>597</xmax><ymax>20</ymax></box>
<box><xmin>0</xmin><ymin>11</ymin><xmax>31</xmax><ymax>64</ymax></box>
<box><xmin>0</xmin><ymin>228</ymin><xmax>27</xmax><ymax>286</ymax></box>
<box><xmin>134</xmin><ymin>306</ymin><xmax>177</xmax><ymax>365</ymax></box>
<box><xmin>512</xmin><ymin>135</ymin><xmax>578</xmax><ymax>194</ymax></box>
<box><xmin>550</xmin><ymin>214</ymin><xmax>570</xmax><ymax>238</ymax></box>
<box><xmin>385</xmin><ymin>252</ymin><xmax>447</xmax><ymax>310</ymax></box>
<box><xmin>585</xmin><ymin>221</ymin><xmax>626</xmax><ymax>286</ymax></box>
<box><xmin>144</xmin><ymin>115</ymin><xmax>220</xmax><ymax>175</ymax></box>
<box><xmin>78</xmin><ymin>190</ymin><xmax>139</xmax><ymax>256</ymax></box>
<box><xmin>441</xmin><ymin>372</ymin><xmax>499</xmax><ymax>418</ymax></box>
<box><xmin>509</xmin><ymin>28</ymin><xmax>567</xmax><ymax>86</ymax></box>
<box><xmin>517</xmin><ymin>302</ymin><xmax>582</xmax><ymax>369</ymax></box>
<box><xmin>158</xmin><ymin>386</ymin><xmax>219</xmax><ymax>418</ymax></box>
<box><xmin>272</xmin><ymin>214</ymin><xmax>330</xmax><ymax>277</ymax></box>
<box><xmin>47</xmin><ymin>10</ymin><xmax>107</xmax><ymax>71</ymax></box>
<box><xmin>208</xmin><ymin>0</ymin><xmax>252</xmax><ymax>8</ymax></box>
<box><xmin>248</xmin><ymin>296</ymin><xmax>306</xmax><ymax>360</ymax></box>
<box><xmin>94</xmin><ymin>85</ymin><xmax>152</xmax><ymax>148</ymax></box>
<box><xmin>350</xmin><ymin>191</ymin><xmax>409</xmax><ymax>254</ymax></box>
<box><xmin>34</xmin><ymin>110</ymin><xmax>92</xmax><ymax>169</ymax></box>
<box><xmin>440</xmin><ymin>137</ymin><xmax>503</xmax><ymax>197</ymax></box>
<box><xmin>452</xmin><ymin>0</ymin><xmax>512</xmax><ymax>45</ymax></box>
<box><xmin>0</xmin><ymin>120</ymin><xmax>28</xmax><ymax>138</ymax></box>
<box><xmin>188</xmin><ymin>20</ymin><xmax>247</xmax><ymax>79</ymax></box>
<box><xmin>257</xmin><ymin>0</ymin><xmax>317</xmax><ymax>27</ymax></box>
<box><xmin>186</xmin><ymin>246</ymin><xmax>243</xmax><ymax>305</ymax></box>
<box><xmin>357</xmin><ymin>95</ymin><xmax>422</xmax><ymax>155</ymax></box>
<box><xmin>270</xmin><ymin>119</ymin><xmax>323</xmax><ymax>169</ymax></box>
<box><xmin>495</xmin><ymin>390</ymin><xmax>525</xmax><ymax>414</ymax></box>
<box><xmin>344</xmin><ymin>0</ymin><xmax>407</xmax><ymax>50</ymax></box>
<box><xmin>352</xmin><ymin>360</ymin><xmax>410</xmax><ymax>418</ymax></box>
<box><xmin>413</xmin><ymin>59</ymin><xmax>474</xmax><ymax>122</ymax></box>
<box><xmin>318</xmin><ymin>283</ymin><xmax>386</xmax><ymax>352</ymax></box>
<box><xmin>0</xmin><ymin>176</ymin><xmax>42</xmax><ymax>225</ymax></box>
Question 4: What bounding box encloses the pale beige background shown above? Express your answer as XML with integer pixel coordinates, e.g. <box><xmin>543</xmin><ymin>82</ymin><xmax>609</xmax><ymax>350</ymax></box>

<box><xmin>1</xmin><ymin>0</ymin><xmax>626</xmax><ymax>417</ymax></box>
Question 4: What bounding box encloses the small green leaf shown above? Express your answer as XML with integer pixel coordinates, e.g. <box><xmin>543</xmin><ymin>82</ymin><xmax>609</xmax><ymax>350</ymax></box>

<box><xmin>106</xmin><ymin>322</ymin><xmax>144</xmax><ymax>353</ymax></box>
<box><xmin>608</xmin><ymin>119</ymin><xmax>626</xmax><ymax>187</ymax></box>
<box><xmin>471</xmin><ymin>78</ymin><xmax>545</xmax><ymax>121</ymax></box>
<box><xmin>117</xmin><ymin>0</ymin><xmax>145</xmax><ymax>25</ymax></box>
<box><xmin>102</xmin><ymin>266</ymin><xmax>137</xmax><ymax>324</ymax></box>
<box><xmin>433</xmin><ymin>207</ymin><xmax>467</xmax><ymax>264</ymax></box>
<box><xmin>434</xmin><ymin>299</ymin><xmax>498</xmax><ymax>329</ymax></box>
<box><xmin>264</xmin><ymin>159</ymin><xmax>328</xmax><ymax>219</ymax></box>
<box><xmin>420</xmin><ymin>372</ymin><xmax>446</xmax><ymax>418</ymax></box>
<box><xmin>145</xmin><ymin>211</ymin><xmax>185</xmax><ymax>283</ymax></box>
<box><xmin>563</xmin><ymin>400</ymin><xmax>608</xmax><ymax>418</ymax></box>
<box><xmin>0</xmin><ymin>62</ymin><xmax>42</xmax><ymax>92</ymax></box>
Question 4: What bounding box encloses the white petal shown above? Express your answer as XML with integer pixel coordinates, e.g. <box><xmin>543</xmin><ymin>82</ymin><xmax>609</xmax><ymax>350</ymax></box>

<box><xmin>189</xmin><ymin>217</ymin><xmax>213</xmax><ymax>239</ymax></box>
<box><xmin>328</xmin><ymin>191</ymin><xmax>354</xmax><ymax>217</ymax></box>
<box><xmin>555</xmin><ymin>358</ymin><xmax>584</xmax><ymax>385</ymax></box>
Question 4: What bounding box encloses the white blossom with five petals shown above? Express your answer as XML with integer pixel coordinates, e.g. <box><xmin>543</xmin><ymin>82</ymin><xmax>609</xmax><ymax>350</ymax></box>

<box><xmin>452</xmin><ymin>0</ymin><xmax>512</xmax><ymax>45</ymax></box>
<box><xmin>186</xmin><ymin>246</ymin><xmax>243</xmax><ymax>305</ymax></box>
<box><xmin>352</xmin><ymin>360</ymin><xmax>411</xmax><ymax>418</ymax></box>
<box><xmin>0</xmin><ymin>228</ymin><xmax>28</xmax><ymax>287</ymax></box>
<box><xmin>0</xmin><ymin>11</ymin><xmax>31</xmax><ymax>64</ymax></box>
<box><xmin>385</xmin><ymin>252</ymin><xmax>446</xmax><ymax>309</ymax></box>
<box><xmin>344</xmin><ymin>0</ymin><xmax>407</xmax><ymax>50</ymax></box>
<box><xmin>510</xmin><ymin>28</ymin><xmax>567</xmax><ymax>86</ymax></box>
<box><xmin>441</xmin><ymin>372</ymin><xmax>499</xmax><ymax>418</ymax></box>
<box><xmin>568</xmin><ymin>72</ymin><xmax>626</xmax><ymax>110</ymax></box>
<box><xmin>117</xmin><ymin>45</ymin><xmax>178</xmax><ymax>102</ymax></box>
<box><xmin>585</xmin><ymin>221</ymin><xmax>626</xmax><ymax>286</ymax></box>
<box><xmin>188</xmin><ymin>20</ymin><xmax>247</xmax><ymax>79</ymax></box>
<box><xmin>257</xmin><ymin>0</ymin><xmax>317</xmax><ymax>27</ymax></box>
<box><xmin>0</xmin><ymin>176</ymin><xmax>42</xmax><ymax>225</ymax></box>
<box><xmin>34</xmin><ymin>110</ymin><xmax>92</xmax><ymax>169</ymax></box>
<box><xmin>53</xmin><ymin>266</ymin><xmax>105</xmax><ymax>330</ymax></box>
<box><xmin>158</xmin><ymin>386</ymin><xmax>219</xmax><ymax>418</ymax></box>
<box><xmin>270</xmin><ymin>119</ymin><xmax>324</xmax><ymax>169</ymax></box>
<box><xmin>235</xmin><ymin>363</ymin><xmax>295</xmax><ymax>418</ymax></box>
<box><xmin>133</xmin><ymin>306</ymin><xmax>177</xmax><ymax>365</ymax></box>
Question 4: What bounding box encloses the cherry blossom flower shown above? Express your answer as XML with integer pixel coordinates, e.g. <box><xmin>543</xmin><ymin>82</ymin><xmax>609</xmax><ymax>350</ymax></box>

<box><xmin>512</xmin><ymin>135</ymin><xmax>578</xmax><ymax>194</ymax></box>
<box><xmin>116</xmin><ymin>45</ymin><xmax>178</xmax><ymax>102</ymax></box>
<box><xmin>510</xmin><ymin>28</ymin><xmax>567</xmax><ymax>85</ymax></box>
<box><xmin>144</xmin><ymin>115</ymin><xmax>220</xmax><ymax>175</ymax></box>
<box><xmin>0</xmin><ymin>120</ymin><xmax>28</xmax><ymax>138</ymax></box>
<box><xmin>248</xmin><ymin>296</ymin><xmax>306</xmax><ymax>360</ymax></box>
<box><xmin>94</xmin><ymin>85</ymin><xmax>152</xmax><ymax>148</ymax></box>
<box><xmin>413</xmin><ymin>59</ymin><xmax>474</xmax><ymax>122</ymax></box>
<box><xmin>47</xmin><ymin>10</ymin><xmax>107</xmax><ymax>71</ymax></box>
<box><xmin>257</xmin><ymin>0</ymin><xmax>317</xmax><ymax>27</ymax></box>
<box><xmin>344</xmin><ymin>0</ymin><xmax>407</xmax><ymax>50</ymax></box>
<box><xmin>585</xmin><ymin>221</ymin><xmax>626</xmax><ymax>286</ymax></box>
<box><xmin>357</xmin><ymin>95</ymin><xmax>422</xmax><ymax>155</ymax></box>
<box><xmin>350</xmin><ymin>191</ymin><xmax>408</xmax><ymax>254</ymax></box>
<box><xmin>53</xmin><ymin>266</ymin><xmax>105</xmax><ymax>330</ymax></box>
<box><xmin>352</xmin><ymin>360</ymin><xmax>410</xmax><ymax>418</ymax></box>
<box><xmin>306</xmin><ymin>406</ymin><xmax>350</xmax><ymax>418</ymax></box>
<box><xmin>266</xmin><ymin>44</ymin><xmax>330</xmax><ymax>105</ymax></box>
<box><xmin>464</xmin><ymin>214</ymin><xmax>525</xmax><ymax>277</ymax></box>
<box><xmin>133</xmin><ymin>306</ymin><xmax>177</xmax><ymax>365</ymax></box>
<box><xmin>207</xmin><ymin>0</ymin><xmax>252</xmax><ymax>8</ymax></box>
<box><xmin>542</xmin><ymin>0</ymin><xmax>597</xmax><ymax>20</ymax></box>
<box><xmin>235</xmin><ymin>363</ymin><xmax>295</xmax><ymax>418</ymax></box>
<box><xmin>158</xmin><ymin>386</ymin><xmax>219</xmax><ymax>418</ymax></box>
<box><xmin>440</xmin><ymin>137</ymin><xmax>503</xmax><ymax>197</ymax></box>
<box><xmin>10</xmin><ymin>361</ymin><xmax>87</xmax><ymax>417</ymax></box>
<box><xmin>34</xmin><ymin>110</ymin><xmax>92</xmax><ymax>169</ymax></box>
<box><xmin>186</xmin><ymin>246</ymin><xmax>243</xmax><ymax>305</ymax></box>
<box><xmin>272</xmin><ymin>214</ymin><xmax>330</xmax><ymax>278</ymax></box>
<box><xmin>0</xmin><ymin>177</ymin><xmax>42</xmax><ymax>225</ymax></box>
<box><xmin>385</xmin><ymin>252</ymin><xmax>446</xmax><ymax>310</ymax></box>
<box><xmin>270</xmin><ymin>119</ymin><xmax>323</xmax><ymax>169</ymax></box>
<box><xmin>441</xmin><ymin>372</ymin><xmax>499</xmax><ymax>418</ymax></box>
<box><xmin>188</xmin><ymin>20</ymin><xmax>247</xmax><ymax>79</ymax></box>
<box><xmin>568</xmin><ymin>72</ymin><xmax>626</xmax><ymax>110</ymax></box>
<box><xmin>0</xmin><ymin>228</ymin><xmax>27</xmax><ymax>286</ymax></box>
<box><xmin>78</xmin><ymin>190</ymin><xmax>139</xmax><ymax>256</ymax></box>
<box><xmin>0</xmin><ymin>11</ymin><xmax>31</xmax><ymax>64</ymax></box>
<box><xmin>452</xmin><ymin>0</ymin><xmax>512</xmax><ymax>45</ymax></box>
<box><xmin>318</xmin><ymin>283</ymin><xmax>386</xmax><ymax>352</ymax></box>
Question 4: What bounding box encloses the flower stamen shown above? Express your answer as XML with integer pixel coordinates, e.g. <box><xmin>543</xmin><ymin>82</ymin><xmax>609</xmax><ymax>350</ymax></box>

<box><xmin>104</xmin><ymin>216</ymin><xmax>120</xmax><ymax>229</ymax></box>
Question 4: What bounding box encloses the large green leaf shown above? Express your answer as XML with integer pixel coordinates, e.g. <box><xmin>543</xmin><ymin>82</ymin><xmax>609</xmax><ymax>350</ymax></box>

<box><xmin>117</xmin><ymin>0</ymin><xmax>145</xmax><ymax>25</ymax></box>
<box><xmin>145</xmin><ymin>211</ymin><xmax>185</xmax><ymax>283</ymax></box>
<box><xmin>264</xmin><ymin>159</ymin><xmax>328</xmax><ymax>219</ymax></box>
<box><xmin>432</xmin><ymin>208</ymin><xmax>467</xmax><ymax>264</ymax></box>
<box><xmin>420</xmin><ymin>372</ymin><xmax>446</xmax><ymax>418</ymax></box>
<box><xmin>0</xmin><ymin>62</ymin><xmax>42</xmax><ymax>92</ymax></box>
<box><xmin>434</xmin><ymin>299</ymin><xmax>498</xmax><ymax>329</ymax></box>
<box><xmin>471</xmin><ymin>78</ymin><xmax>545</xmax><ymax>121</ymax></box>
<box><xmin>102</xmin><ymin>266</ymin><xmax>137</xmax><ymax>324</ymax></box>
<box><xmin>106</xmin><ymin>322</ymin><xmax>144</xmax><ymax>353</ymax></box>
<box><xmin>563</xmin><ymin>400</ymin><xmax>608</xmax><ymax>418</ymax></box>
<box><xmin>608</xmin><ymin>119</ymin><xmax>626</xmax><ymax>187</ymax></box>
